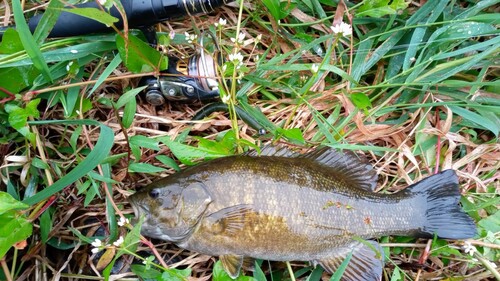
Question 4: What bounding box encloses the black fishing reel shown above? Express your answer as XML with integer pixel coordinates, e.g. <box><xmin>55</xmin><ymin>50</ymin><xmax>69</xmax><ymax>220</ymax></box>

<box><xmin>141</xmin><ymin>49</ymin><xmax>221</xmax><ymax>105</ymax></box>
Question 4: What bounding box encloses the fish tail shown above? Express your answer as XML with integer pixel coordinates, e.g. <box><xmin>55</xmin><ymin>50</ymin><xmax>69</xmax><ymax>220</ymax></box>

<box><xmin>407</xmin><ymin>169</ymin><xmax>476</xmax><ymax>239</ymax></box>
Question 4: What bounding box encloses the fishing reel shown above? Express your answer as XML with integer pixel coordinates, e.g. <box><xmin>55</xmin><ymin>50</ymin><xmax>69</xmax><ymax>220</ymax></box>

<box><xmin>140</xmin><ymin>33</ymin><xmax>223</xmax><ymax>105</ymax></box>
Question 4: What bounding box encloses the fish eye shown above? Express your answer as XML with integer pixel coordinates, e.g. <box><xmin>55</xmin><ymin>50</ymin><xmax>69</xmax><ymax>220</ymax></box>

<box><xmin>149</xmin><ymin>189</ymin><xmax>160</xmax><ymax>199</ymax></box>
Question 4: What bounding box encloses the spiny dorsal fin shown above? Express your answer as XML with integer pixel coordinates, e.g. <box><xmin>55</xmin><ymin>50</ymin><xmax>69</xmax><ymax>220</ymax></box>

<box><xmin>300</xmin><ymin>147</ymin><xmax>378</xmax><ymax>192</ymax></box>
<box><xmin>244</xmin><ymin>145</ymin><xmax>299</xmax><ymax>157</ymax></box>
<box><xmin>314</xmin><ymin>240</ymin><xmax>384</xmax><ymax>281</ymax></box>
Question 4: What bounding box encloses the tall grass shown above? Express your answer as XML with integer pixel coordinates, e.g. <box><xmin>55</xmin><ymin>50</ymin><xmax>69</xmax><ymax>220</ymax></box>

<box><xmin>0</xmin><ymin>0</ymin><xmax>498</xmax><ymax>280</ymax></box>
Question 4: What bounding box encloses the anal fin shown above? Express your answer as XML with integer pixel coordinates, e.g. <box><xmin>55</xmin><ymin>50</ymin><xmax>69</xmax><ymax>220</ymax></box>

<box><xmin>220</xmin><ymin>254</ymin><xmax>244</xmax><ymax>279</ymax></box>
<box><xmin>314</xmin><ymin>240</ymin><xmax>384</xmax><ymax>281</ymax></box>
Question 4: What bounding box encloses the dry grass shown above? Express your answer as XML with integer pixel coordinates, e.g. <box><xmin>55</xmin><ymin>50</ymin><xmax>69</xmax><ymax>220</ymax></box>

<box><xmin>1</xmin><ymin>0</ymin><xmax>499</xmax><ymax>280</ymax></box>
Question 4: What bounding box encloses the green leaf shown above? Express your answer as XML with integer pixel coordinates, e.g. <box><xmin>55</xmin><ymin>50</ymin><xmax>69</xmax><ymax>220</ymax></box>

<box><xmin>33</xmin><ymin>0</ymin><xmax>64</xmax><ymax>43</ymax></box>
<box><xmin>40</xmin><ymin>208</ymin><xmax>52</xmax><ymax>243</ymax></box>
<box><xmin>212</xmin><ymin>260</ymin><xmax>256</xmax><ymax>281</ymax></box>
<box><xmin>276</xmin><ymin>127</ymin><xmax>305</xmax><ymax>144</ymax></box>
<box><xmin>62</xmin><ymin>7</ymin><xmax>119</xmax><ymax>27</ymax></box>
<box><xmin>0</xmin><ymin>191</ymin><xmax>29</xmax><ymax>215</ymax></box>
<box><xmin>478</xmin><ymin>209</ymin><xmax>500</xmax><ymax>234</ymax></box>
<box><xmin>159</xmin><ymin>137</ymin><xmax>231</xmax><ymax>166</ymax></box>
<box><xmin>115</xmin><ymin>86</ymin><xmax>147</xmax><ymax>109</ymax></box>
<box><xmin>122</xmin><ymin>97</ymin><xmax>137</xmax><ymax>128</ymax></box>
<box><xmin>0</xmin><ymin>28</ymin><xmax>24</xmax><ymax>54</ymax></box>
<box><xmin>23</xmin><ymin>120</ymin><xmax>114</xmax><ymax>205</ymax></box>
<box><xmin>116</xmin><ymin>33</ymin><xmax>168</xmax><ymax>73</ymax></box>
<box><xmin>449</xmin><ymin>105</ymin><xmax>499</xmax><ymax>137</ymax></box>
<box><xmin>350</xmin><ymin>93</ymin><xmax>372</xmax><ymax>111</ymax></box>
<box><xmin>329</xmin><ymin>251</ymin><xmax>352</xmax><ymax>281</ymax></box>
<box><xmin>11</xmin><ymin>0</ymin><xmax>52</xmax><ymax>82</ymax></box>
<box><xmin>129</xmin><ymin>135</ymin><xmax>161</xmax><ymax>151</ymax></box>
<box><xmin>155</xmin><ymin>155</ymin><xmax>180</xmax><ymax>171</ymax></box>
<box><xmin>128</xmin><ymin>162</ymin><xmax>166</xmax><ymax>173</ymax></box>
<box><xmin>0</xmin><ymin>211</ymin><xmax>33</xmax><ymax>259</ymax></box>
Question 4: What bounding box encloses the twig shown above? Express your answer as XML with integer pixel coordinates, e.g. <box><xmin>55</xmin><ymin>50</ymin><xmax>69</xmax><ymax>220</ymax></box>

<box><xmin>0</xmin><ymin>258</ymin><xmax>13</xmax><ymax>281</ymax></box>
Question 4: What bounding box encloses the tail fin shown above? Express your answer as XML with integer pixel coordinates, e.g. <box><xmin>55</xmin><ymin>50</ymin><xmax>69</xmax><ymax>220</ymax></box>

<box><xmin>407</xmin><ymin>169</ymin><xmax>476</xmax><ymax>239</ymax></box>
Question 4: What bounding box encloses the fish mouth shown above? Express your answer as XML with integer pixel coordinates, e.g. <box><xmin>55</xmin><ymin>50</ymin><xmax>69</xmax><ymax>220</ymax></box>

<box><xmin>129</xmin><ymin>198</ymin><xmax>150</xmax><ymax>222</ymax></box>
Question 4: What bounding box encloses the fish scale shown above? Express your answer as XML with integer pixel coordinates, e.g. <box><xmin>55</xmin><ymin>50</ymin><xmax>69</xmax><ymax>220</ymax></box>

<box><xmin>129</xmin><ymin>147</ymin><xmax>476</xmax><ymax>281</ymax></box>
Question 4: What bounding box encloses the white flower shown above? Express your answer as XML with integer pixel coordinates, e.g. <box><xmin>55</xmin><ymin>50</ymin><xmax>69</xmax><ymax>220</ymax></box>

<box><xmin>214</xmin><ymin>18</ymin><xmax>227</xmax><ymax>28</ymax></box>
<box><xmin>311</xmin><ymin>64</ymin><xmax>319</xmax><ymax>74</ymax></box>
<box><xmin>98</xmin><ymin>0</ymin><xmax>107</xmax><ymax>5</ymax></box>
<box><xmin>331</xmin><ymin>21</ymin><xmax>352</xmax><ymax>37</ymax></box>
<box><xmin>463</xmin><ymin>241</ymin><xmax>477</xmax><ymax>256</ymax></box>
<box><xmin>184</xmin><ymin>32</ymin><xmax>197</xmax><ymax>44</ymax></box>
<box><xmin>113</xmin><ymin>236</ymin><xmax>124</xmax><ymax>247</ymax></box>
<box><xmin>117</xmin><ymin>217</ymin><xmax>129</xmax><ymax>227</ymax></box>
<box><xmin>91</xmin><ymin>238</ymin><xmax>102</xmax><ymax>254</ymax></box>
<box><xmin>70</xmin><ymin>49</ymin><xmax>78</xmax><ymax>54</ymax></box>
<box><xmin>230</xmin><ymin>32</ymin><xmax>245</xmax><ymax>45</ymax></box>
<box><xmin>66</xmin><ymin>61</ymin><xmax>73</xmax><ymax>72</ymax></box>
<box><xmin>169</xmin><ymin>31</ymin><xmax>175</xmax><ymax>40</ymax></box>
<box><xmin>228</xmin><ymin>52</ymin><xmax>244</xmax><ymax>64</ymax></box>
<box><xmin>91</xmin><ymin>238</ymin><xmax>102</xmax><ymax>248</ymax></box>
<box><xmin>255</xmin><ymin>34</ymin><xmax>262</xmax><ymax>43</ymax></box>
<box><xmin>221</xmin><ymin>94</ymin><xmax>230</xmax><ymax>104</ymax></box>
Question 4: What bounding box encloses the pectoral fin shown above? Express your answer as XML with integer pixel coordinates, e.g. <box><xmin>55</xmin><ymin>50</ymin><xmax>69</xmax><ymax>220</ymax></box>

<box><xmin>220</xmin><ymin>254</ymin><xmax>244</xmax><ymax>279</ymax></box>
<box><xmin>206</xmin><ymin>204</ymin><xmax>253</xmax><ymax>235</ymax></box>
<box><xmin>314</xmin><ymin>240</ymin><xmax>384</xmax><ymax>281</ymax></box>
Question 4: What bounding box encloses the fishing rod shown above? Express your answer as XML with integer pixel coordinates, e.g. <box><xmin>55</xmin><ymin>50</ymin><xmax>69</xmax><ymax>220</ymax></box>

<box><xmin>0</xmin><ymin>0</ymin><xmax>230</xmax><ymax>39</ymax></box>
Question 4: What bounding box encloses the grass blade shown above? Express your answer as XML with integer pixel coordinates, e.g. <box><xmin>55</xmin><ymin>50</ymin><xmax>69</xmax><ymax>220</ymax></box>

<box><xmin>11</xmin><ymin>0</ymin><xmax>52</xmax><ymax>82</ymax></box>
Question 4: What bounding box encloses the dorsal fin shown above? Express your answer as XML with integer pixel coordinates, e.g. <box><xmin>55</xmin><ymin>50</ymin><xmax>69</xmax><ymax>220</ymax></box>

<box><xmin>244</xmin><ymin>145</ymin><xmax>299</xmax><ymax>157</ymax></box>
<box><xmin>300</xmin><ymin>147</ymin><xmax>378</xmax><ymax>192</ymax></box>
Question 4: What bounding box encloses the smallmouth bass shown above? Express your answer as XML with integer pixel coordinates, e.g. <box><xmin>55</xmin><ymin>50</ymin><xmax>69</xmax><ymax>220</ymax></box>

<box><xmin>129</xmin><ymin>147</ymin><xmax>476</xmax><ymax>280</ymax></box>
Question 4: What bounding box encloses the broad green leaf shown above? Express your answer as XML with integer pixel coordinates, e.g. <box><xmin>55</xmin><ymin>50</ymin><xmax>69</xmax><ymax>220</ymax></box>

<box><xmin>478</xmin><ymin>209</ymin><xmax>500</xmax><ymax>234</ymax></box>
<box><xmin>0</xmin><ymin>211</ymin><xmax>33</xmax><ymax>259</ymax></box>
<box><xmin>130</xmin><ymin>135</ymin><xmax>161</xmax><ymax>150</ymax></box>
<box><xmin>0</xmin><ymin>28</ymin><xmax>24</xmax><ymax>54</ymax></box>
<box><xmin>276</xmin><ymin>127</ymin><xmax>305</xmax><ymax>144</ymax></box>
<box><xmin>116</xmin><ymin>33</ymin><xmax>168</xmax><ymax>73</ymax></box>
<box><xmin>62</xmin><ymin>8</ymin><xmax>119</xmax><ymax>27</ymax></box>
<box><xmin>128</xmin><ymin>162</ymin><xmax>166</xmax><ymax>173</ymax></box>
<box><xmin>11</xmin><ymin>0</ymin><xmax>52</xmax><ymax>82</ymax></box>
<box><xmin>155</xmin><ymin>155</ymin><xmax>181</xmax><ymax>171</ymax></box>
<box><xmin>0</xmin><ymin>191</ymin><xmax>28</xmax><ymax>215</ymax></box>
<box><xmin>350</xmin><ymin>93</ymin><xmax>372</xmax><ymax>111</ymax></box>
<box><xmin>159</xmin><ymin>137</ymin><xmax>231</xmax><ymax>166</ymax></box>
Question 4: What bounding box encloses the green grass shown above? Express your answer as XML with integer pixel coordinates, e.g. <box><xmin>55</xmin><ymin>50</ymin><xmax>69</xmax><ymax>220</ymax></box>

<box><xmin>0</xmin><ymin>0</ymin><xmax>499</xmax><ymax>280</ymax></box>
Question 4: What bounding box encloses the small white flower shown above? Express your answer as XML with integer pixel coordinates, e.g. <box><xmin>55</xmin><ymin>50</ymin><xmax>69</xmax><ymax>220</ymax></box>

<box><xmin>66</xmin><ymin>61</ymin><xmax>74</xmax><ymax>72</ymax></box>
<box><xmin>214</xmin><ymin>18</ymin><xmax>227</xmax><ymax>28</ymax></box>
<box><xmin>70</xmin><ymin>49</ymin><xmax>78</xmax><ymax>54</ymax></box>
<box><xmin>331</xmin><ymin>21</ymin><xmax>352</xmax><ymax>37</ymax></box>
<box><xmin>221</xmin><ymin>94</ymin><xmax>230</xmax><ymax>104</ymax></box>
<box><xmin>98</xmin><ymin>0</ymin><xmax>107</xmax><ymax>5</ymax></box>
<box><xmin>113</xmin><ymin>236</ymin><xmax>124</xmax><ymax>247</ymax></box>
<box><xmin>169</xmin><ymin>31</ymin><xmax>175</xmax><ymax>40</ymax></box>
<box><xmin>311</xmin><ymin>64</ymin><xmax>319</xmax><ymax>74</ymax></box>
<box><xmin>410</xmin><ymin>57</ymin><xmax>416</xmax><ymax>62</ymax></box>
<box><xmin>254</xmin><ymin>55</ymin><xmax>259</xmax><ymax>62</ymax></box>
<box><xmin>230</xmin><ymin>32</ymin><xmax>245</xmax><ymax>45</ymax></box>
<box><xmin>228</xmin><ymin>52</ymin><xmax>244</xmax><ymax>64</ymax></box>
<box><xmin>91</xmin><ymin>238</ymin><xmax>102</xmax><ymax>254</ymax></box>
<box><xmin>463</xmin><ymin>241</ymin><xmax>477</xmax><ymax>256</ymax></box>
<box><xmin>91</xmin><ymin>238</ymin><xmax>102</xmax><ymax>248</ymax></box>
<box><xmin>184</xmin><ymin>32</ymin><xmax>197</xmax><ymax>44</ymax></box>
<box><xmin>255</xmin><ymin>34</ymin><xmax>262</xmax><ymax>43</ymax></box>
<box><xmin>117</xmin><ymin>217</ymin><xmax>129</xmax><ymax>226</ymax></box>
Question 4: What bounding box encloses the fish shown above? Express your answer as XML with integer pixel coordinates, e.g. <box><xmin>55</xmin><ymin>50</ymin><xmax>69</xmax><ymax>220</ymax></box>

<box><xmin>128</xmin><ymin>146</ymin><xmax>477</xmax><ymax>281</ymax></box>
